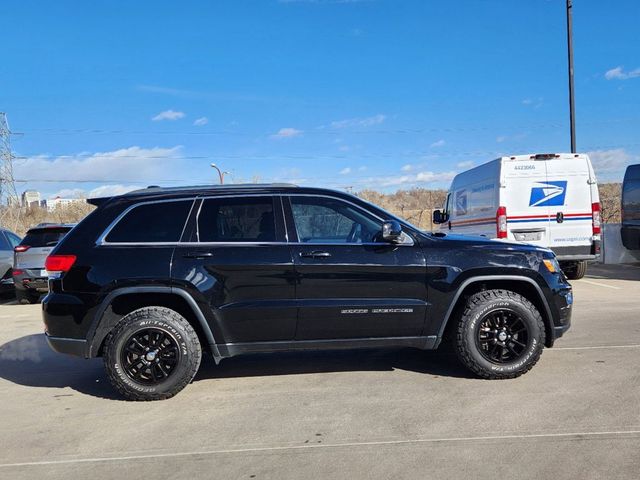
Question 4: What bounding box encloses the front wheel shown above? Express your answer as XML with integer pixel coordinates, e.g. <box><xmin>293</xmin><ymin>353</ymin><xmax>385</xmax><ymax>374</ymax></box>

<box><xmin>455</xmin><ymin>290</ymin><xmax>545</xmax><ymax>379</ymax></box>
<box><xmin>560</xmin><ymin>260</ymin><xmax>587</xmax><ymax>280</ymax></box>
<box><xmin>103</xmin><ymin>306</ymin><xmax>202</xmax><ymax>401</ymax></box>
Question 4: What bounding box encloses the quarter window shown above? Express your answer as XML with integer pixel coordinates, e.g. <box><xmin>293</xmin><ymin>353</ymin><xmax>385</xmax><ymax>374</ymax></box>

<box><xmin>105</xmin><ymin>200</ymin><xmax>193</xmax><ymax>243</ymax></box>
<box><xmin>198</xmin><ymin>197</ymin><xmax>276</xmax><ymax>242</ymax></box>
<box><xmin>290</xmin><ymin>196</ymin><xmax>381</xmax><ymax>244</ymax></box>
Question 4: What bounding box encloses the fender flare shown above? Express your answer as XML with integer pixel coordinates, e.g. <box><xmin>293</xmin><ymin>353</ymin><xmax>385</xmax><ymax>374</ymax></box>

<box><xmin>86</xmin><ymin>286</ymin><xmax>222</xmax><ymax>363</ymax></box>
<box><xmin>435</xmin><ymin>275</ymin><xmax>555</xmax><ymax>346</ymax></box>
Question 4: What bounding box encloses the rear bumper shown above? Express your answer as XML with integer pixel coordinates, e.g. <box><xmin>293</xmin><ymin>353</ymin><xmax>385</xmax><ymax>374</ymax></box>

<box><xmin>553</xmin><ymin>240</ymin><xmax>601</xmax><ymax>261</ymax></box>
<box><xmin>45</xmin><ymin>333</ymin><xmax>87</xmax><ymax>357</ymax></box>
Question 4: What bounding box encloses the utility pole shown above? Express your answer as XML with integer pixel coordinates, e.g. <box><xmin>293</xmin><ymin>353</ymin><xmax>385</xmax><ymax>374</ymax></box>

<box><xmin>566</xmin><ymin>0</ymin><xmax>576</xmax><ymax>153</ymax></box>
<box><xmin>210</xmin><ymin>163</ymin><xmax>230</xmax><ymax>185</ymax></box>
<box><xmin>0</xmin><ymin>112</ymin><xmax>20</xmax><ymax>207</ymax></box>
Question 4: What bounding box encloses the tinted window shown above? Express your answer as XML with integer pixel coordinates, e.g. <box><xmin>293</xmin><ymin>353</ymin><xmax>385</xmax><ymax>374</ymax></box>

<box><xmin>198</xmin><ymin>197</ymin><xmax>275</xmax><ymax>242</ymax></box>
<box><xmin>21</xmin><ymin>227</ymin><xmax>72</xmax><ymax>248</ymax></box>
<box><xmin>6</xmin><ymin>232</ymin><xmax>21</xmax><ymax>248</ymax></box>
<box><xmin>290</xmin><ymin>196</ymin><xmax>380</xmax><ymax>244</ymax></box>
<box><xmin>623</xmin><ymin>165</ymin><xmax>640</xmax><ymax>224</ymax></box>
<box><xmin>106</xmin><ymin>201</ymin><xmax>192</xmax><ymax>243</ymax></box>
<box><xmin>0</xmin><ymin>233</ymin><xmax>10</xmax><ymax>250</ymax></box>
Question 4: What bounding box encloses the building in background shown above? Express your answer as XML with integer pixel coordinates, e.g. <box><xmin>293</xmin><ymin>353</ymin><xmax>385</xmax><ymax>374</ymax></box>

<box><xmin>21</xmin><ymin>190</ymin><xmax>41</xmax><ymax>209</ymax></box>
<box><xmin>44</xmin><ymin>196</ymin><xmax>85</xmax><ymax>212</ymax></box>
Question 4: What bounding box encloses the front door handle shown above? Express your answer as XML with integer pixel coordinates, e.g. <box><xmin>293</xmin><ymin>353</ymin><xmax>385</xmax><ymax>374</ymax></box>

<box><xmin>299</xmin><ymin>250</ymin><xmax>331</xmax><ymax>259</ymax></box>
<box><xmin>183</xmin><ymin>252</ymin><xmax>214</xmax><ymax>259</ymax></box>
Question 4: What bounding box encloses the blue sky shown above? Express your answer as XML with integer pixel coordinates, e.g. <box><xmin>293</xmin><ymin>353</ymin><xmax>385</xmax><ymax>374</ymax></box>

<box><xmin>1</xmin><ymin>0</ymin><xmax>639</xmax><ymax>199</ymax></box>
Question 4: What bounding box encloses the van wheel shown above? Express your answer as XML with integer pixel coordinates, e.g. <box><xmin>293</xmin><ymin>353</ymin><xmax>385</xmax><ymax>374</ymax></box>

<box><xmin>561</xmin><ymin>261</ymin><xmax>587</xmax><ymax>280</ymax></box>
<box><xmin>455</xmin><ymin>290</ymin><xmax>545</xmax><ymax>379</ymax></box>
<box><xmin>103</xmin><ymin>307</ymin><xmax>202</xmax><ymax>401</ymax></box>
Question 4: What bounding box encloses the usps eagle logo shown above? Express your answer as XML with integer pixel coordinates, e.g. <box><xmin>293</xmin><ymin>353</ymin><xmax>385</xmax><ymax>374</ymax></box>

<box><xmin>528</xmin><ymin>181</ymin><xmax>567</xmax><ymax>207</ymax></box>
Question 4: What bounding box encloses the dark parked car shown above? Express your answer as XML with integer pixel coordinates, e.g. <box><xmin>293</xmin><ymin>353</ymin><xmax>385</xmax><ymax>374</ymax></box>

<box><xmin>43</xmin><ymin>184</ymin><xmax>573</xmax><ymax>400</ymax></box>
<box><xmin>621</xmin><ymin>164</ymin><xmax>640</xmax><ymax>259</ymax></box>
<box><xmin>14</xmin><ymin>223</ymin><xmax>76</xmax><ymax>303</ymax></box>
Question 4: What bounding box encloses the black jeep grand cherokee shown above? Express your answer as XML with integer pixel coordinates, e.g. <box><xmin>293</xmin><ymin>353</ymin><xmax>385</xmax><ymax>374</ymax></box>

<box><xmin>43</xmin><ymin>184</ymin><xmax>573</xmax><ymax>400</ymax></box>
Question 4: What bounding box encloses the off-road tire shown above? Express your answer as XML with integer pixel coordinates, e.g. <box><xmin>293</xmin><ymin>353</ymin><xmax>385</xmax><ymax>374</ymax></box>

<box><xmin>103</xmin><ymin>306</ymin><xmax>202</xmax><ymax>401</ymax></box>
<box><xmin>562</xmin><ymin>260</ymin><xmax>587</xmax><ymax>280</ymax></box>
<box><xmin>455</xmin><ymin>289</ymin><xmax>545</xmax><ymax>379</ymax></box>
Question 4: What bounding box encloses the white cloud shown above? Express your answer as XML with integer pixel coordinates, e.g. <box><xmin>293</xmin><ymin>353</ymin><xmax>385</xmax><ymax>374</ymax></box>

<box><xmin>360</xmin><ymin>170</ymin><xmax>456</xmax><ymax>188</ymax></box>
<box><xmin>456</xmin><ymin>160</ymin><xmax>474</xmax><ymax>169</ymax></box>
<box><xmin>522</xmin><ymin>98</ymin><xmax>533</xmax><ymax>105</ymax></box>
<box><xmin>430</xmin><ymin>139</ymin><xmax>445</xmax><ymax>148</ymax></box>
<box><xmin>193</xmin><ymin>117</ymin><xmax>208</xmax><ymax>126</ymax></box>
<box><xmin>401</xmin><ymin>164</ymin><xmax>413</xmax><ymax>172</ymax></box>
<box><xmin>605</xmin><ymin>66</ymin><xmax>640</xmax><ymax>80</ymax></box>
<box><xmin>270</xmin><ymin>127</ymin><xmax>303</xmax><ymax>139</ymax></box>
<box><xmin>152</xmin><ymin>109</ymin><xmax>185</xmax><ymax>121</ymax></box>
<box><xmin>330</xmin><ymin>114</ymin><xmax>386</xmax><ymax>129</ymax></box>
<box><xmin>496</xmin><ymin>135</ymin><xmax>507</xmax><ymax>143</ymax></box>
<box><xmin>15</xmin><ymin>146</ymin><xmax>182</xmax><ymax>184</ymax></box>
<box><xmin>339</xmin><ymin>167</ymin><xmax>352</xmax><ymax>175</ymax></box>
<box><xmin>587</xmin><ymin>148</ymin><xmax>639</xmax><ymax>176</ymax></box>
<box><xmin>357</xmin><ymin>166</ymin><xmax>367</xmax><ymax>172</ymax></box>
<box><xmin>338</xmin><ymin>145</ymin><xmax>351</xmax><ymax>152</ymax></box>
<box><xmin>52</xmin><ymin>184</ymin><xmax>140</xmax><ymax>199</ymax></box>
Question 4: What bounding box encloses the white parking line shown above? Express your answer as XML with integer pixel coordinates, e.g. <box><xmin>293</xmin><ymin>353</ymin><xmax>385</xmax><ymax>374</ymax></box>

<box><xmin>1</xmin><ymin>429</ymin><xmax>639</xmax><ymax>468</ymax></box>
<box><xmin>581</xmin><ymin>279</ymin><xmax>621</xmax><ymax>289</ymax></box>
<box><xmin>552</xmin><ymin>344</ymin><xmax>640</xmax><ymax>351</ymax></box>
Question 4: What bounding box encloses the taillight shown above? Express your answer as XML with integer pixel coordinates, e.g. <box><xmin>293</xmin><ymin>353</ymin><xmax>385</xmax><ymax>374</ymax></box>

<box><xmin>591</xmin><ymin>202</ymin><xmax>601</xmax><ymax>235</ymax></box>
<box><xmin>44</xmin><ymin>255</ymin><xmax>76</xmax><ymax>273</ymax></box>
<box><xmin>14</xmin><ymin>245</ymin><xmax>30</xmax><ymax>253</ymax></box>
<box><xmin>496</xmin><ymin>206</ymin><xmax>508</xmax><ymax>239</ymax></box>
<box><xmin>12</xmin><ymin>269</ymin><xmax>24</xmax><ymax>276</ymax></box>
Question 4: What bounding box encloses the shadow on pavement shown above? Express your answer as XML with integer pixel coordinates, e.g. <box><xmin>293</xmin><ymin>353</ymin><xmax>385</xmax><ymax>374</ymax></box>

<box><xmin>0</xmin><ymin>334</ymin><xmax>473</xmax><ymax>400</ymax></box>
<box><xmin>585</xmin><ymin>263</ymin><xmax>640</xmax><ymax>282</ymax></box>
<box><xmin>0</xmin><ymin>334</ymin><xmax>120</xmax><ymax>400</ymax></box>
<box><xmin>195</xmin><ymin>346</ymin><xmax>474</xmax><ymax>382</ymax></box>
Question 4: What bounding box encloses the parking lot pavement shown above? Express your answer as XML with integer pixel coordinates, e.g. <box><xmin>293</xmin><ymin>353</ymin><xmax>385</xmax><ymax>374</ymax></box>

<box><xmin>0</xmin><ymin>263</ymin><xmax>639</xmax><ymax>480</ymax></box>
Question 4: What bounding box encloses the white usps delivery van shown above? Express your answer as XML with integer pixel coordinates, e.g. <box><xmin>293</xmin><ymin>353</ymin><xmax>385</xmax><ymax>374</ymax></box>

<box><xmin>433</xmin><ymin>153</ymin><xmax>600</xmax><ymax>279</ymax></box>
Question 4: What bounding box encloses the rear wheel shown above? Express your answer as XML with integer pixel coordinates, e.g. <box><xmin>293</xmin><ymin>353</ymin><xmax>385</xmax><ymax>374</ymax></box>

<box><xmin>103</xmin><ymin>306</ymin><xmax>202</xmax><ymax>401</ymax></box>
<box><xmin>455</xmin><ymin>289</ymin><xmax>545</xmax><ymax>379</ymax></box>
<box><xmin>16</xmin><ymin>290</ymin><xmax>40</xmax><ymax>304</ymax></box>
<box><xmin>561</xmin><ymin>260</ymin><xmax>587</xmax><ymax>280</ymax></box>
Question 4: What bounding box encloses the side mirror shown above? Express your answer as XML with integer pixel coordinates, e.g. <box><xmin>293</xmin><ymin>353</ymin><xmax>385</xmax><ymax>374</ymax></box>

<box><xmin>382</xmin><ymin>220</ymin><xmax>403</xmax><ymax>243</ymax></box>
<box><xmin>433</xmin><ymin>209</ymin><xmax>449</xmax><ymax>224</ymax></box>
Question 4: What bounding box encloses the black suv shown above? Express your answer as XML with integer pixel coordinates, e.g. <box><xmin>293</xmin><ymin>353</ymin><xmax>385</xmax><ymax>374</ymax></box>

<box><xmin>43</xmin><ymin>184</ymin><xmax>573</xmax><ymax>400</ymax></box>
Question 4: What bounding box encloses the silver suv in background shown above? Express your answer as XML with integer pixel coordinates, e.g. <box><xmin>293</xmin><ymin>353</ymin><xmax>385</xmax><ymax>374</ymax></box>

<box><xmin>0</xmin><ymin>228</ymin><xmax>22</xmax><ymax>296</ymax></box>
<box><xmin>13</xmin><ymin>223</ymin><xmax>75</xmax><ymax>304</ymax></box>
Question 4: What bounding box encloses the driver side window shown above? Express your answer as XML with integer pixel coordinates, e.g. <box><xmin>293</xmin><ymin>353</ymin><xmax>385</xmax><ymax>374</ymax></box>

<box><xmin>290</xmin><ymin>196</ymin><xmax>381</xmax><ymax>244</ymax></box>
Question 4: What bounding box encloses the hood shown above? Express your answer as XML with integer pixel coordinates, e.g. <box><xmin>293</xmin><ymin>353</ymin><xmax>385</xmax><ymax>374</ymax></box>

<box><xmin>425</xmin><ymin>232</ymin><xmax>553</xmax><ymax>255</ymax></box>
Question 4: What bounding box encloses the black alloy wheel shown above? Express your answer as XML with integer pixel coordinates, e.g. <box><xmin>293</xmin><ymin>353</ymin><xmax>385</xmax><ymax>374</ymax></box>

<box><xmin>476</xmin><ymin>309</ymin><xmax>530</xmax><ymax>364</ymax></box>
<box><xmin>120</xmin><ymin>328</ymin><xmax>181</xmax><ymax>385</ymax></box>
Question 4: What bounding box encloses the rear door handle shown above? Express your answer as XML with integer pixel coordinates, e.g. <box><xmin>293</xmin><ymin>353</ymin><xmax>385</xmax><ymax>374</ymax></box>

<box><xmin>299</xmin><ymin>250</ymin><xmax>331</xmax><ymax>258</ymax></box>
<box><xmin>183</xmin><ymin>252</ymin><xmax>214</xmax><ymax>259</ymax></box>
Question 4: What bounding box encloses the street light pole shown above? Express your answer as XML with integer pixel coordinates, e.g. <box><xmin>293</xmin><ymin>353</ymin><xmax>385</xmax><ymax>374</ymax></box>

<box><xmin>210</xmin><ymin>163</ymin><xmax>229</xmax><ymax>185</ymax></box>
<box><xmin>566</xmin><ymin>0</ymin><xmax>576</xmax><ymax>153</ymax></box>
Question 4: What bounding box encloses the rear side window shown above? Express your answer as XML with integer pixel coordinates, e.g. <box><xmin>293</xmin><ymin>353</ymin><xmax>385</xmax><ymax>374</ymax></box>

<box><xmin>105</xmin><ymin>200</ymin><xmax>192</xmax><ymax>243</ymax></box>
<box><xmin>198</xmin><ymin>197</ymin><xmax>275</xmax><ymax>242</ymax></box>
<box><xmin>20</xmin><ymin>228</ymin><xmax>71</xmax><ymax>247</ymax></box>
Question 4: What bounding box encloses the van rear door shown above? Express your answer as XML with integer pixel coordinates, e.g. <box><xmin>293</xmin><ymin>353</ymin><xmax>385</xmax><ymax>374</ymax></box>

<box><xmin>502</xmin><ymin>158</ymin><xmax>550</xmax><ymax>247</ymax></box>
<box><xmin>544</xmin><ymin>157</ymin><xmax>593</xmax><ymax>254</ymax></box>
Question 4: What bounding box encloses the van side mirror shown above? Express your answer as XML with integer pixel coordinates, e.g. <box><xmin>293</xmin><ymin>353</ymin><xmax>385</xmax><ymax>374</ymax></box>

<box><xmin>433</xmin><ymin>210</ymin><xmax>449</xmax><ymax>224</ymax></box>
<box><xmin>382</xmin><ymin>220</ymin><xmax>403</xmax><ymax>243</ymax></box>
